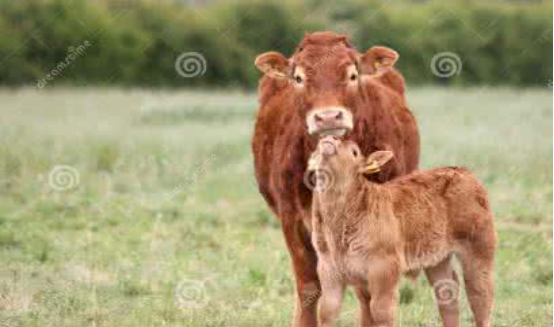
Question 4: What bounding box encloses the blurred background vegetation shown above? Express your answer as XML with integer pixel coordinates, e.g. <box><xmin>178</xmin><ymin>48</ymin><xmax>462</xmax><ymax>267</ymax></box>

<box><xmin>0</xmin><ymin>0</ymin><xmax>552</xmax><ymax>88</ymax></box>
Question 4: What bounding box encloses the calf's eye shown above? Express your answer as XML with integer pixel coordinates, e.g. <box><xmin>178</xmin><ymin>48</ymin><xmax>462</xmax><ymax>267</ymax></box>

<box><xmin>295</xmin><ymin>75</ymin><xmax>303</xmax><ymax>84</ymax></box>
<box><xmin>350</xmin><ymin>73</ymin><xmax>358</xmax><ymax>81</ymax></box>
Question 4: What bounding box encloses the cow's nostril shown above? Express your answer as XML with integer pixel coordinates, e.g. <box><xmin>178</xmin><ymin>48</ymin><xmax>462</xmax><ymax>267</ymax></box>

<box><xmin>335</xmin><ymin>111</ymin><xmax>343</xmax><ymax>120</ymax></box>
<box><xmin>315</xmin><ymin>114</ymin><xmax>324</xmax><ymax>123</ymax></box>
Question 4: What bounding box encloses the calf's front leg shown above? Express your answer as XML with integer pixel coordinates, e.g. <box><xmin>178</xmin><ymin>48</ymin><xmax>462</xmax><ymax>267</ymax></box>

<box><xmin>354</xmin><ymin>287</ymin><xmax>374</xmax><ymax>327</ymax></box>
<box><xmin>318</xmin><ymin>269</ymin><xmax>346</xmax><ymax>327</ymax></box>
<box><xmin>367</xmin><ymin>259</ymin><xmax>400</xmax><ymax>327</ymax></box>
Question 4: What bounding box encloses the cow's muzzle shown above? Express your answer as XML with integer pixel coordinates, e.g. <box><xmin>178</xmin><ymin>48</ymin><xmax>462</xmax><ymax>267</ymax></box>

<box><xmin>307</xmin><ymin>107</ymin><xmax>353</xmax><ymax>136</ymax></box>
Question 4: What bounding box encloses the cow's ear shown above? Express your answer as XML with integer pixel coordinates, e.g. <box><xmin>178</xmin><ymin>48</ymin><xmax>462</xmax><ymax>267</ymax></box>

<box><xmin>255</xmin><ymin>52</ymin><xmax>291</xmax><ymax>79</ymax></box>
<box><xmin>359</xmin><ymin>46</ymin><xmax>399</xmax><ymax>76</ymax></box>
<box><xmin>359</xmin><ymin>151</ymin><xmax>394</xmax><ymax>175</ymax></box>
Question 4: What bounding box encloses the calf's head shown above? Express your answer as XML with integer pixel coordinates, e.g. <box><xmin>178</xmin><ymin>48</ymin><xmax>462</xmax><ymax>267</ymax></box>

<box><xmin>308</xmin><ymin>136</ymin><xmax>394</xmax><ymax>188</ymax></box>
<box><xmin>255</xmin><ymin>32</ymin><xmax>399</xmax><ymax>137</ymax></box>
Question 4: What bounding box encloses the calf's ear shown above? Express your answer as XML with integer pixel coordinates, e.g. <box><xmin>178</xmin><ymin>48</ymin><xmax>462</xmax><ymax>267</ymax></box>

<box><xmin>255</xmin><ymin>52</ymin><xmax>291</xmax><ymax>79</ymax></box>
<box><xmin>359</xmin><ymin>46</ymin><xmax>399</xmax><ymax>76</ymax></box>
<box><xmin>360</xmin><ymin>151</ymin><xmax>394</xmax><ymax>175</ymax></box>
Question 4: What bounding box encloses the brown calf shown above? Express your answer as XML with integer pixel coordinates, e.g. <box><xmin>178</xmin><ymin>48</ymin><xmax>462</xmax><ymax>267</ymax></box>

<box><xmin>309</xmin><ymin>136</ymin><xmax>497</xmax><ymax>327</ymax></box>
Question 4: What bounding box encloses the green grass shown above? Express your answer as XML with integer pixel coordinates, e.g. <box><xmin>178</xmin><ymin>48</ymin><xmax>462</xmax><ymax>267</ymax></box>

<box><xmin>0</xmin><ymin>87</ymin><xmax>551</xmax><ymax>327</ymax></box>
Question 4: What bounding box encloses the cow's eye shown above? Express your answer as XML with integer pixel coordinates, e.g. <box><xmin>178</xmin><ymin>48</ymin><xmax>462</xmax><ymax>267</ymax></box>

<box><xmin>293</xmin><ymin>68</ymin><xmax>306</xmax><ymax>86</ymax></box>
<box><xmin>346</xmin><ymin>65</ymin><xmax>359</xmax><ymax>83</ymax></box>
<box><xmin>351</xmin><ymin>148</ymin><xmax>358</xmax><ymax>157</ymax></box>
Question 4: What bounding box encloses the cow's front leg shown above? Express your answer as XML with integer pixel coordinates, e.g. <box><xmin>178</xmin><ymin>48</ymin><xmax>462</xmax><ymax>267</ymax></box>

<box><xmin>282</xmin><ymin>219</ymin><xmax>320</xmax><ymax>327</ymax></box>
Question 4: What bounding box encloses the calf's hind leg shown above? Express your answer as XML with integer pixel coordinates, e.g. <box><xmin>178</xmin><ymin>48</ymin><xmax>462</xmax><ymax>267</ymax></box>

<box><xmin>459</xmin><ymin>248</ymin><xmax>495</xmax><ymax>327</ymax></box>
<box><xmin>425</xmin><ymin>254</ymin><xmax>460</xmax><ymax>327</ymax></box>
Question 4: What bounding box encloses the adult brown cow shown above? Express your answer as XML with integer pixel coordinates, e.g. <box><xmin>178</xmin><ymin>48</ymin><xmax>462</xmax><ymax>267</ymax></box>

<box><xmin>252</xmin><ymin>31</ymin><xmax>420</xmax><ymax>327</ymax></box>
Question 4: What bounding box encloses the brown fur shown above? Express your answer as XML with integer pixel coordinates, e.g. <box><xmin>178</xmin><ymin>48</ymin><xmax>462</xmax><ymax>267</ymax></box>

<box><xmin>252</xmin><ymin>31</ymin><xmax>420</xmax><ymax>327</ymax></box>
<box><xmin>310</xmin><ymin>138</ymin><xmax>497</xmax><ymax>327</ymax></box>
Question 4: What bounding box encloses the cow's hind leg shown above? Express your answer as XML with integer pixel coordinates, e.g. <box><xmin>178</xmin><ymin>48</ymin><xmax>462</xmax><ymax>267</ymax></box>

<box><xmin>425</xmin><ymin>254</ymin><xmax>460</xmax><ymax>327</ymax></box>
<box><xmin>282</xmin><ymin>220</ymin><xmax>320</xmax><ymax>327</ymax></box>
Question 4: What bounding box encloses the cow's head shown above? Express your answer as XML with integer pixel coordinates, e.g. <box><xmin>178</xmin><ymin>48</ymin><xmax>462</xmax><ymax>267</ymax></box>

<box><xmin>255</xmin><ymin>31</ymin><xmax>399</xmax><ymax>138</ymax></box>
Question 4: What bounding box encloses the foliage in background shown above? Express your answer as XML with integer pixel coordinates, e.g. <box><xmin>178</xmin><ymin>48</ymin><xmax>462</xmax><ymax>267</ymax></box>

<box><xmin>347</xmin><ymin>0</ymin><xmax>554</xmax><ymax>86</ymax></box>
<box><xmin>0</xmin><ymin>0</ymin><xmax>551</xmax><ymax>88</ymax></box>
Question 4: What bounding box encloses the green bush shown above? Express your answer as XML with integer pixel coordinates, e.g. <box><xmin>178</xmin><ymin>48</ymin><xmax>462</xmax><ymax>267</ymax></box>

<box><xmin>0</xmin><ymin>0</ymin><xmax>551</xmax><ymax>87</ymax></box>
<box><xmin>351</xmin><ymin>0</ymin><xmax>553</xmax><ymax>86</ymax></box>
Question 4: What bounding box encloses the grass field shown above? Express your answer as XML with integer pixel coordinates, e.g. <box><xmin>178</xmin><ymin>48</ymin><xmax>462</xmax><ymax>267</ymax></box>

<box><xmin>0</xmin><ymin>87</ymin><xmax>551</xmax><ymax>327</ymax></box>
